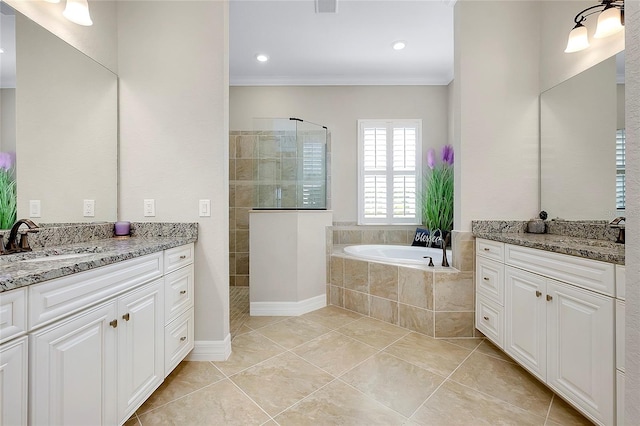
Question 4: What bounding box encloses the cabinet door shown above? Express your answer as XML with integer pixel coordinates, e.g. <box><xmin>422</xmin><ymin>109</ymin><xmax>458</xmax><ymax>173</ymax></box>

<box><xmin>546</xmin><ymin>279</ymin><xmax>614</xmax><ymax>426</ymax></box>
<box><xmin>504</xmin><ymin>266</ymin><xmax>546</xmax><ymax>381</ymax></box>
<box><xmin>117</xmin><ymin>279</ymin><xmax>164</xmax><ymax>423</ymax></box>
<box><xmin>0</xmin><ymin>336</ymin><xmax>28</xmax><ymax>426</ymax></box>
<box><xmin>30</xmin><ymin>302</ymin><xmax>117</xmax><ymax>426</ymax></box>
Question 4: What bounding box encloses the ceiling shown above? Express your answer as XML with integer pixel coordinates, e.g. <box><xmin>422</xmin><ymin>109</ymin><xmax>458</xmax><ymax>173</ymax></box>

<box><xmin>229</xmin><ymin>0</ymin><xmax>455</xmax><ymax>86</ymax></box>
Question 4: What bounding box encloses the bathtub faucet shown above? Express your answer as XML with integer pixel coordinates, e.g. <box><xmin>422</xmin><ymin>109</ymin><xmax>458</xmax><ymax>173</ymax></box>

<box><xmin>441</xmin><ymin>232</ymin><xmax>450</xmax><ymax>267</ymax></box>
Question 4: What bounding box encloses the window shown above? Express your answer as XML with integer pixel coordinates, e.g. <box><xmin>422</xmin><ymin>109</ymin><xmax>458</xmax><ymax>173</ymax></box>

<box><xmin>616</xmin><ymin>128</ymin><xmax>625</xmax><ymax>210</ymax></box>
<box><xmin>357</xmin><ymin>119</ymin><xmax>422</xmax><ymax>224</ymax></box>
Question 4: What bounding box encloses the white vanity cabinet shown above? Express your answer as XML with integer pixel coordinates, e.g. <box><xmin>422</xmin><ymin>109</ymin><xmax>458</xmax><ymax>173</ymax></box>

<box><xmin>0</xmin><ymin>287</ymin><xmax>28</xmax><ymax>425</ymax></box>
<box><xmin>0</xmin><ymin>242</ymin><xmax>195</xmax><ymax>426</ymax></box>
<box><xmin>476</xmin><ymin>238</ymin><xmax>618</xmax><ymax>426</ymax></box>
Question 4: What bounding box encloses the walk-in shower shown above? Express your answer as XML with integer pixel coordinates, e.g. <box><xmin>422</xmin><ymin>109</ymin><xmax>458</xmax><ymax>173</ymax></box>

<box><xmin>251</xmin><ymin>117</ymin><xmax>329</xmax><ymax>210</ymax></box>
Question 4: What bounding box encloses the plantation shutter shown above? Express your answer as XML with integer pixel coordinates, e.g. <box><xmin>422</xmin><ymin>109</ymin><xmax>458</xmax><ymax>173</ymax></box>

<box><xmin>301</xmin><ymin>137</ymin><xmax>326</xmax><ymax>208</ymax></box>
<box><xmin>616</xmin><ymin>129</ymin><xmax>625</xmax><ymax>210</ymax></box>
<box><xmin>358</xmin><ymin>120</ymin><xmax>422</xmax><ymax>224</ymax></box>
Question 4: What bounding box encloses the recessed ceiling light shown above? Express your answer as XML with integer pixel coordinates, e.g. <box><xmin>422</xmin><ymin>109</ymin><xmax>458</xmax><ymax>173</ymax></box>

<box><xmin>392</xmin><ymin>41</ymin><xmax>406</xmax><ymax>50</ymax></box>
<box><xmin>256</xmin><ymin>54</ymin><xmax>269</xmax><ymax>62</ymax></box>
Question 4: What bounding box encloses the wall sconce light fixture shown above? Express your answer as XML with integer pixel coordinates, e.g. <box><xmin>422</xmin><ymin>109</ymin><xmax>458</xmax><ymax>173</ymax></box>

<box><xmin>43</xmin><ymin>0</ymin><xmax>93</xmax><ymax>27</ymax></box>
<box><xmin>565</xmin><ymin>0</ymin><xmax>624</xmax><ymax>53</ymax></box>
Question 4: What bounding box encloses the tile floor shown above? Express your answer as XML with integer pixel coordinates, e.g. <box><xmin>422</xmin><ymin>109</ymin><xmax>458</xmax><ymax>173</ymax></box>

<box><xmin>125</xmin><ymin>291</ymin><xmax>593</xmax><ymax>425</ymax></box>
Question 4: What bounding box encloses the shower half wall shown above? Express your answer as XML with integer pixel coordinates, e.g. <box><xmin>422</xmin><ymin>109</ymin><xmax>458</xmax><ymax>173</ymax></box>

<box><xmin>229</xmin><ymin>118</ymin><xmax>331</xmax><ymax>287</ymax></box>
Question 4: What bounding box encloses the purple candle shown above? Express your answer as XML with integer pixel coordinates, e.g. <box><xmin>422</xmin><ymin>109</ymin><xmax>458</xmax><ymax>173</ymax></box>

<box><xmin>114</xmin><ymin>221</ymin><xmax>131</xmax><ymax>236</ymax></box>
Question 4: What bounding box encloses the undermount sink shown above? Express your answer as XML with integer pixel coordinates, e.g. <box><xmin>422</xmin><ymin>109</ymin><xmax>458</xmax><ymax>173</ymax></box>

<box><xmin>21</xmin><ymin>253</ymin><xmax>95</xmax><ymax>263</ymax></box>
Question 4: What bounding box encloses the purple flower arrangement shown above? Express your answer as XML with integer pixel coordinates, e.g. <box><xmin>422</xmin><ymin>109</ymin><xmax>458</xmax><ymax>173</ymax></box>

<box><xmin>422</xmin><ymin>144</ymin><xmax>454</xmax><ymax>234</ymax></box>
<box><xmin>0</xmin><ymin>152</ymin><xmax>17</xmax><ymax>229</ymax></box>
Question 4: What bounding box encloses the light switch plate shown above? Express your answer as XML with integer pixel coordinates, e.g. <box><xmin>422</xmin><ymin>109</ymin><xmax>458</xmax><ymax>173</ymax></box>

<box><xmin>30</xmin><ymin>200</ymin><xmax>41</xmax><ymax>218</ymax></box>
<box><xmin>199</xmin><ymin>199</ymin><xmax>211</xmax><ymax>217</ymax></box>
<box><xmin>83</xmin><ymin>199</ymin><xmax>95</xmax><ymax>217</ymax></box>
<box><xmin>144</xmin><ymin>199</ymin><xmax>156</xmax><ymax>217</ymax></box>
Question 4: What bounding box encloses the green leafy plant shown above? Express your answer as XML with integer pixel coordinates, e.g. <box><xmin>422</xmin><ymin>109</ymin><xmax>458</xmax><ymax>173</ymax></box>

<box><xmin>0</xmin><ymin>152</ymin><xmax>17</xmax><ymax>230</ymax></box>
<box><xmin>422</xmin><ymin>145</ymin><xmax>454</xmax><ymax>234</ymax></box>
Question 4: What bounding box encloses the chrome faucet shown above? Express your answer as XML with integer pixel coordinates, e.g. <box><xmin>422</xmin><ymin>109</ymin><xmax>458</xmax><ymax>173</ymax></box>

<box><xmin>609</xmin><ymin>217</ymin><xmax>625</xmax><ymax>244</ymax></box>
<box><xmin>2</xmin><ymin>219</ymin><xmax>40</xmax><ymax>254</ymax></box>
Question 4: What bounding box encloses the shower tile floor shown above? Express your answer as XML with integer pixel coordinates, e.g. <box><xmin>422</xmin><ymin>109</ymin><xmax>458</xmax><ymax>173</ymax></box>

<box><xmin>125</xmin><ymin>289</ymin><xmax>593</xmax><ymax>425</ymax></box>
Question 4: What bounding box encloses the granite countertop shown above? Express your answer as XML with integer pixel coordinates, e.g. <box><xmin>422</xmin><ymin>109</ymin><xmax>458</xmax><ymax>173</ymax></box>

<box><xmin>0</xmin><ymin>236</ymin><xmax>197</xmax><ymax>292</ymax></box>
<box><xmin>474</xmin><ymin>232</ymin><xmax>625</xmax><ymax>265</ymax></box>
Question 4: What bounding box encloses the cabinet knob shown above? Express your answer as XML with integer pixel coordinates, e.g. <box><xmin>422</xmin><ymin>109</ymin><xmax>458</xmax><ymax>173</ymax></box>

<box><xmin>483</xmin><ymin>316</ymin><xmax>489</xmax><ymax>321</ymax></box>
<box><xmin>179</xmin><ymin>255</ymin><xmax>187</xmax><ymax>259</ymax></box>
<box><xmin>180</xmin><ymin>336</ymin><xmax>187</xmax><ymax>342</ymax></box>
<box><xmin>109</xmin><ymin>319</ymin><xmax>118</xmax><ymax>328</ymax></box>
<box><xmin>483</xmin><ymin>248</ymin><xmax>490</xmax><ymax>251</ymax></box>
<box><xmin>122</xmin><ymin>313</ymin><xmax>130</xmax><ymax>321</ymax></box>
<box><xmin>483</xmin><ymin>277</ymin><xmax>489</xmax><ymax>281</ymax></box>
<box><xmin>180</xmin><ymin>290</ymin><xmax>187</xmax><ymax>295</ymax></box>
<box><xmin>546</xmin><ymin>294</ymin><xmax>553</xmax><ymax>302</ymax></box>
<box><xmin>536</xmin><ymin>291</ymin><xmax>542</xmax><ymax>298</ymax></box>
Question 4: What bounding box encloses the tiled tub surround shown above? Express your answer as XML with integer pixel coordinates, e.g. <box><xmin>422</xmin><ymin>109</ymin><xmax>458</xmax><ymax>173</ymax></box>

<box><xmin>329</xmin><ymin>249</ymin><xmax>477</xmax><ymax>338</ymax></box>
<box><xmin>0</xmin><ymin>222</ymin><xmax>198</xmax><ymax>291</ymax></box>
<box><xmin>472</xmin><ymin>220</ymin><xmax>624</xmax><ymax>264</ymax></box>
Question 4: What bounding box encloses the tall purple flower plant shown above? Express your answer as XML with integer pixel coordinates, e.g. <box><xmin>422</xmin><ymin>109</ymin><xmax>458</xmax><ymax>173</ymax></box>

<box><xmin>422</xmin><ymin>145</ymin><xmax>454</xmax><ymax>234</ymax></box>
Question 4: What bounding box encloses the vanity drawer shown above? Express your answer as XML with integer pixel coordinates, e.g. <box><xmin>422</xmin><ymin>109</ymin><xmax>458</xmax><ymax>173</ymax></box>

<box><xmin>165</xmin><ymin>308</ymin><xmax>194</xmax><ymax>377</ymax></box>
<box><xmin>164</xmin><ymin>244</ymin><xmax>194</xmax><ymax>274</ymax></box>
<box><xmin>505</xmin><ymin>244</ymin><xmax>614</xmax><ymax>296</ymax></box>
<box><xmin>165</xmin><ymin>264</ymin><xmax>194</xmax><ymax>324</ymax></box>
<box><xmin>476</xmin><ymin>257</ymin><xmax>504</xmax><ymax>304</ymax></box>
<box><xmin>476</xmin><ymin>239</ymin><xmax>504</xmax><ymax>262</ymax></box>
<box><xmin>0</xmin><ymin>287</ymin><xmax>27</xmax><ymax>344</ymax></box>
<box><xmin>28</xmin><ymin>252</ymin><xmax>163</xmax><ymax>330</ymax></box>
<box><xmin>476</xmin><ymin>295</ymin><xmax>503</xmax><ymax>348</ymax></box>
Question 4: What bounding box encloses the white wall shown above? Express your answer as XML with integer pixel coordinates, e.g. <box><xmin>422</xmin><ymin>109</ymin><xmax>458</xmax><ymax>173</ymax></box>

<box><xmin>624</xmin><ymin>0</ymin><xmax>639</xmax><ymax>422</ymax></box>
<box><xmin>117</xmin><ymin>1</ymin><xmax>230</xmax><ymax>345</ymax></box>
<box><xmin>453</xmin><ymin>0</ymin><xmax>541</xmax><ymax>231</ymax></box>
<box><xmin>230</xmin><ymin>85</ymin><xmax>449</xmax><ymax>223</ymax></box>
<box><xmin>5</xmin><ymin>0</ymin><xmax>118</xmax><ymax>73</ymax></box>
<box><xmin>539</xmin><ymin>0</ymin><xmax>624</xmax><ymax>92</ymax></box>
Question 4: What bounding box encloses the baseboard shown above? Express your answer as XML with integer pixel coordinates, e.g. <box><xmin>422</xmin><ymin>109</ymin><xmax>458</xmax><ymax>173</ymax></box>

<box><xmin>186</xmin><ymin>334</ymin><xmax>232</xmax><ymax>361</ymax></box>
<box><xmin>250</xmin><ymin>294</ymin><xmax>326</xmax><ymax>316</ymax></box>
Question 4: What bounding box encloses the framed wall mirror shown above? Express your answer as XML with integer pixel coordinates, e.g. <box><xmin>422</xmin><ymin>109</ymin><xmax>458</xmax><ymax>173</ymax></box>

<box><xmin>0</xmin><ymin>3</ymin><xmax>117</xmax><ymax>226</ymax></box>
<box><xmin>540</xmin><ymin>51</ymin><xmax>624</xmax><ymax>221</ymax></box>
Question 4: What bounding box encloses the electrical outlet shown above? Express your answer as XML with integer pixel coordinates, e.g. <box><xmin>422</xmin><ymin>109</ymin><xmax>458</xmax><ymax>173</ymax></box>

<box><xmin>83</xmin><ymin>199</ymin><xmax>95</xmax><ymax>217</ymax></box>
<box><xmin>199</xmin><ymin>199</ymin><xmax>211</xmax><ymax>217</ymax></box>
<box><xmin>144</xmin><ymin>199</ymin><xmax>155</xmax><ymax>217</ymax></box>
<box><xmin>29</xmin><ymin>200</ymin><xmax>41</xmax><ymax>218</ymax></box>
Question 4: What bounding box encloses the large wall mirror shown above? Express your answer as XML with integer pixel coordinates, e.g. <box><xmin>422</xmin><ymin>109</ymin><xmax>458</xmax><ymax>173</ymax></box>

<box><xmin>0</xmin><ymin>3</ymin><xmax>117</xmax><ymax>227</ymax></box>
<box><xmin>540</xmin><ymin>51</ymin><xmax>625</xmax><ymax>221</ymax></box>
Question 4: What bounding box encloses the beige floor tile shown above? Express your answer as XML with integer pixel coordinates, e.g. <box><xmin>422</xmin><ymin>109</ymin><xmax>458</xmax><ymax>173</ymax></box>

<box><xmin>256</xmin><ymin>316</ymin><xmax>331</xmax><ymax>349</ymax></box>
<box><xmin>292</xmin><ymin>331</ymin><xmax>378</xmax><ymax>376</ymax></box>
<box><xmin>137</xmin><ymin>361</ymin><xmax>225</xmax><ymax>414</ymax></box>
<box><xmin>232</xmin><ymin>324</ymin><xmax>253</xmax><ymax>338</ymax></box>
<box><xmin>138</xmin><ymin>379</ymin><xmax>270</xmax><ymax>425</ymax></box>
<box><xmin>243</xmin><ymin>316</ymin><xmax>289</xmax><ymax>330</ymax></box>
<box><xmin>441</xmin><ymin>338</ymin><xmax>484</xmax><ymax>350</ymax></box>
<box><xmin>340</xmin><ymin>352</ymin><xmax>444</xmax><ymax>417</ymax></box>
<box><xmin>547</xmin><ymin>395</ymin><xmax>593</xmax><ymax>425</ymax></box>
<box><xmin>300</xmin><ymin>306</ymin><xmax>363</xmax><ymax>330</ymax></box>
<box><xmin>231</xmin><ymin>352</ymin><xmax>334</xmax><ymax>416</ymax></box>
<box><xmin>411</xmin><ymin>380</ymin><xmax>546</xmax><ymax>426</ymax></box>
<box><xmin>475</xmin><ymin>339</ymin><xmax>516</xmax><ymax>363</ymax></box>
<box><xmin>123</xmin><ymin>414</ymin><xmax>140</xmax><ymax>426</ymax></box>
<box><xmin>274</xmin><ymin>380</ymin><xmax>407</xmax><ymax>425</ymax></box>
<box><xmin>336</xmin><ymin>317</ymin><xmax>410</xmax><ymax>349</ymax></box>
<box><xmin>450</xmin><ymin>352</ymin><xmax>553</xmax><ymax>418</ymax></box>
<box><xmin>213</xmin><ymin>332</ymin><xmax>285</xmax><ymax>376</ymax></box>
<box><xmin>384</xmin><ymin>332</ymin><xmax>471</xmax><ymax>377</ymax></box>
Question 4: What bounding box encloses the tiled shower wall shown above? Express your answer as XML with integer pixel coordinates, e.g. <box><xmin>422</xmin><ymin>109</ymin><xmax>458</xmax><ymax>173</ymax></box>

<box><xmin>229</xmin><ymin>130</ymin><xmax>332</xmax><ymax>287</ymax></box>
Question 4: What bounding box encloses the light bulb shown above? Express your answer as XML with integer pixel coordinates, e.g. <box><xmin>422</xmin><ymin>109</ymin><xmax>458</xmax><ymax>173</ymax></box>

<box><xmin>594</xmin><ymin>6</ymin><xmax>624</xmax><ymax>38</ymax></box>
<box><xmin>565</xmin><ymin>24</ymin><xmax>589</xmax><ymax>53</ymax></box>
<box><xmin>63</xmin><ymin>0</ymin><xmax>93</xmax><ymax>26</ymax></box>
